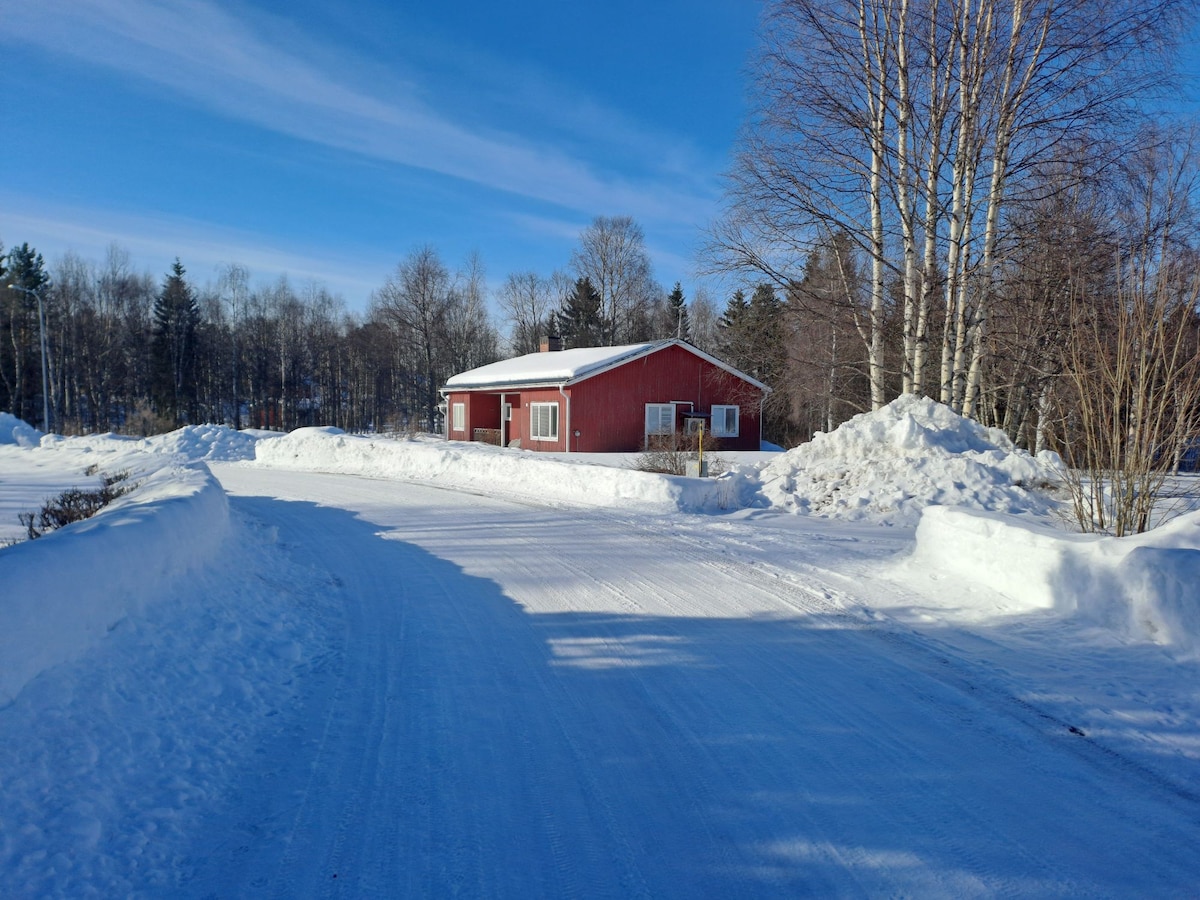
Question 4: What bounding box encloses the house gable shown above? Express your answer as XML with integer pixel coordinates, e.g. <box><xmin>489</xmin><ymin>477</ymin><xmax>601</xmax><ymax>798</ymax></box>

<box><xmin>567</xmin><ymin>343</ymin><xmax>765</xmax><ymax>452</ymax></box>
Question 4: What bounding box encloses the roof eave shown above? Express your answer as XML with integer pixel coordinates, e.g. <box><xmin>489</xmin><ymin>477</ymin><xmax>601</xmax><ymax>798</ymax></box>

<box><xmin>441</xmin><ymin>378</ymin><xmax>567</xmax><ymax>393</ymax></box>
<box><xmin>441</xmin><ymin>339</ymin><xmax>772</xmax><ymax>394</ymax></box>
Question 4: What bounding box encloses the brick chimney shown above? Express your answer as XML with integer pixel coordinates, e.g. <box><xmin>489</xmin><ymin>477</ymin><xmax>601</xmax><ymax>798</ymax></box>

<box><xmin>539</xmin><ymin>335</ymin><xmax>563</xmax><ymax>352</ymax></box>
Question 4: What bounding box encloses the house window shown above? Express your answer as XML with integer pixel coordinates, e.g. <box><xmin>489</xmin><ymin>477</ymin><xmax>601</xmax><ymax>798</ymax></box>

<box><xmin>503</xmin><ymin>403</ymin><xmax>513</xmax><ymax>422</ymax></box>
<box><xmin>530</xmin><ymin>402</ymin><xmax>559</xmax><ymax>441</ymax></box>
<box><xmin>711</xmin><ymin>405</ymin><xmax>739</xmax><ymax>437</ymax></box>
<box><xmin>452</xmin><ymin>402</ymin><xmax>465</xmax><ymax>432</ymax></box>
<box><xmin>645</xmin><ymin>403</ymin><xmax>675</xmax><ymax>436</ymax></box>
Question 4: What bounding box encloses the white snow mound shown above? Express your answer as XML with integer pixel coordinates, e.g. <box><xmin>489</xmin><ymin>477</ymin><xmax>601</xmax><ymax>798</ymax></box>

<box><xmin>912</xmin><ymin>506</ymin><xmax>1200</xmax><ymax>657</ymax></box>
<box><xmin>0</xmin><ymin>463</ymin><xmax>230</xmax><ymax>704</ymax></box>
<box><xmin>28</xmin><ymin>424</ymin><xmax>274</xmax><ymax>466</ymax></box>
<box><xmin>137</xmin><ymin>423</ymin><xmax>265</xmax><ymax>462</ymax></box>
<box><xmin>0</xmin><ymin>412</ymin><xmax>42</xmax><ymax>448</ymax></box>
<box><xmin>759</xmin><ymin>395</ymin><xmax>1062</xmax><ymax>525</ymax></box>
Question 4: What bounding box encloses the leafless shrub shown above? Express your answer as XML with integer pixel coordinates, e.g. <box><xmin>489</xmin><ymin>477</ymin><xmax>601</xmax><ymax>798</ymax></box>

<box><xmin>1051</xmin><ymin>262</ymin><xmax>1200</xmax><ymax>535</ymax></box>
<box><xmin>633</xmin><ymin>431</ymin><xmax>726</xmax><ymax>477</ymax></box>
<box><xmin>17</xmin><ymin>469</ymin><xmax>136</xmax><ymax>541</ymax></box>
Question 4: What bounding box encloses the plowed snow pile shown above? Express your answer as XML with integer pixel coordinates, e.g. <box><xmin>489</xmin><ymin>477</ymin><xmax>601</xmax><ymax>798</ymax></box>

<box><xmin>0</xmin><ymin>412</ymin><xmax>41</xmax><ymax>447</ymax></box>
<box><xmin>759</xmin><ymin>395</ymin><xmax>1062</xmax><ymax>526</ymax></box>
<box><xmin>138</xmin><ymin>423</ymin><xmax>265</xmax><ymax>461</ymax></box>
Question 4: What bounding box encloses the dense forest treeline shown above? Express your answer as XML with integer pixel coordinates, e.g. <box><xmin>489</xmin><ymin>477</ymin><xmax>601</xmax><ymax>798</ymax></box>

<box><xmin>4</xmin><ymin>161</ymin><xmax>1200</xmax><ymax>458</ymax></box>
<box><xmin>0</xmin><ymin>217</ymin><xmax>729</xmax><ymax>438</ymax></box>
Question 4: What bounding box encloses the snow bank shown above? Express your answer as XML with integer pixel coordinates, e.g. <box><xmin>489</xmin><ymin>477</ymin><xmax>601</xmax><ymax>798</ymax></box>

<box><xmin>759</xmin><ymin>395</ymin><xmax>1062</xmax><ymax>525</ymax></box>
<box><xmin>137</xmin><ymin>423</ymin><xmax>265</xmax><ymax>462</ymax></box>
<box><xmin>26</xmin><ymin>423</ymin><xmax>271</xmax><ymax>464</ymax></box>
<box><xmin>0</xmin><ymin>463</ymin><xmax>230</xmax><ymax>705</ymax></box>
<box><xmin>912</xmin><ymin>506</ymin><xmax>1200</xmax><ymax>656</ymax></box>
<box><xmin>254</xmin><ymin>428</ymin><xmax>758</xmax><ymax>514</ymax></box>
<box><xmin>0</xmin><ymin>413</ymin><xmax>41</xmax><ymax>448</ymax></box>
<box><xmin>251</xmin><ymin>399</ymin><xmax>1062</xmax><ymax>524</ymax></box>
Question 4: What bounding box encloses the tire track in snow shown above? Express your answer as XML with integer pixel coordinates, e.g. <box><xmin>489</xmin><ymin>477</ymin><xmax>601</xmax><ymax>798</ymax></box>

<box><xmin>375</xmin><ymin>494</ymin><xmax>1074</xmax><ymax>892</ymax></box>
<box><xmin>592</xmin><ymin>506</ymin><xmax>1200</xmax><ymax>885</ymax></box>
<box><xmin>207</xmin><ymin>466</ymin><xmax>1200</xmax><ymax>897</ymax></box>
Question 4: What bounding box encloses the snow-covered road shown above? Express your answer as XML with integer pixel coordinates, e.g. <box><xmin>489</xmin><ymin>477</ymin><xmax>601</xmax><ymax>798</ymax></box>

<box><xmin>167</xmin><ymin>465</ymin><xmax>1200</xmax><ymax>897</ymax></box>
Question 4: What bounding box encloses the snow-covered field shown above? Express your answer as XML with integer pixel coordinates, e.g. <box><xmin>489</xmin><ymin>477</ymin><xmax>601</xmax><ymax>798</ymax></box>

<box><xmin>2</xmin><ymin>403</ymin><xmax>1199</xmax><ymax>896</ymax></box>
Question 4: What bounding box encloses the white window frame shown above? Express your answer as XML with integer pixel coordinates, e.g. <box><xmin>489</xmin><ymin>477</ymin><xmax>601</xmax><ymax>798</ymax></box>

<box><xmin>451</xmin><ymin>402</ymin><xmax>465</xmax><ymax>432</ymax></box>
<box><xmin>529</xmin><ymin>402</ymin><xmax>559</xmax><ymax>442</ymax></box>
<box><xmin>711</xmin><ymin>405</ymin><xmax>739</xmax><ymax>437</ymax></box>
<box><xmin>645</xmin><ymin>403</ymin><xmax>675</xmax><ymax>438</ymax></box>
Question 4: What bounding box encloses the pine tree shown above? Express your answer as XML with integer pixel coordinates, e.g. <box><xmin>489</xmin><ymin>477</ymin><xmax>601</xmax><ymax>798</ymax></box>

<box><xmin>151</xmin><ymin>259</ymin><xmax>199</xmax><ymax>427</ymax></box>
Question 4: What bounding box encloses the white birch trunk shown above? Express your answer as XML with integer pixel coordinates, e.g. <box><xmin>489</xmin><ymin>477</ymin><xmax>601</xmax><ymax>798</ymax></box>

<box><xmin>895</xmin><ymin>0</ymin><xmax>918</xmax><ymax>395</ymax></box>
<box><xmin>859</xmin><ymin>0</ymin><xmax>891</xmax><ymax>410</ymax></box>
<box><xmin>914</xmin><ymin>0</ymin><xmax>953</xmax><ymax>395</ymax></box>
<box><xmin>964</xmin><ymin>0</ymin><xmax>1051</xmax><ymax>417</ymax></box>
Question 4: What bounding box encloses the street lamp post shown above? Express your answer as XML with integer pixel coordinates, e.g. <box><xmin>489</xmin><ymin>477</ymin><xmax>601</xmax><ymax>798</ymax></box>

<box><xmin>8</xmin><ymin>283</ymin><xmax>51</xmax><ymax>434</ymax></box>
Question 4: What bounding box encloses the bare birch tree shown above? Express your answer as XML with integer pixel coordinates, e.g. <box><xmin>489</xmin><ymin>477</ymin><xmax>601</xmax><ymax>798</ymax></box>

<box><xmin>375</xmin><ymin>247</ymin><xmax>454</xmax><ymax>430</ymax></box>
<box><xmin>571</xmin><ymin>216</ymin><xmax>655</xmax><ymax>345</ymax></box>
<box><xmin>498</xmin><ymin>271</ymin><xmax>553</xmax><ymax>355</ymax></box>
<box><xmin>713</xmin><ymin>0</ymin><xmax>1195</xmax><ymax>415</ymax></box>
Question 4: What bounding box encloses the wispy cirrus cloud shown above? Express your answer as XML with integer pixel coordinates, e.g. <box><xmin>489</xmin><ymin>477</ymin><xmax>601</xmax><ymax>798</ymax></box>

<box><xmin>504</xmin><ymin>211</ymin><xmax>704</xmax><ymax>285</ymax></box>
<box><xmin>0</xmin><ymin>193</ymin><xmax>389</xmax><ymax>304</ymax></box>
<box><xmin>5</xmin><ymin>0</ymin><xmax>718</xmax><ymax>229</ymax></box>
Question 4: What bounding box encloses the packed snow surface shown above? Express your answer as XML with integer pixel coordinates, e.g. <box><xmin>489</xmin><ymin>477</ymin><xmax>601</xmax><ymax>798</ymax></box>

<box><xmin>760</xmin><ymin>394</ymin><xmax>1063</xmax><ymax>525</ymax></box>
<box><xmin>2</xmin><ymin>410</ymin><xmax>1200</xmax><ymax>895</ymax></box>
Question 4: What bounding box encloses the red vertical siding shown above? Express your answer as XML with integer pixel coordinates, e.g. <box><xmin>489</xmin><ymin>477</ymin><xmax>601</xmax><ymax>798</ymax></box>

<box><xmin>446</xmin><ymin>391</ymin><xmax>501</xmax><ymax>441</ymax></box>
<box><xmin>468</xmin><ymin>393</ymin><xmax>502</xmax><ymax>432</ymax></box>
<box><xmin>446</xmin><ymin>392</ymin><xmax>469</xmax><ymax>440</ymax></box>
<box><xmin>511</xmin><ymin>388</ymin><xmax>568</xmax><ymax>452</ymax></box>
<box><xmin>571</xmin><ymin>344</ymin><xmax>763</xmax><ymax>452</ymax></box>
<box><xmin>446</xmin><ymin>344</ymin><xmax>766</xmax><ymax>452</ymax></box>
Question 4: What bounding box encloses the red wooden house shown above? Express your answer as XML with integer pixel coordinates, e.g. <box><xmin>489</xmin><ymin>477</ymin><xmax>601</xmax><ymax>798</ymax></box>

<box><xmin>440</xmin><ymin>339</ymin><xmax>770</xmax><ymax>452</ymax></box>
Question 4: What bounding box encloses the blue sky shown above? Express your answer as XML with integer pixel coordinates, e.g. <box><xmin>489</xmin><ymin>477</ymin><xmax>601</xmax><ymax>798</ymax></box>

<box><xmin>0</xmin><ymin>0</ymin><xmax>761</xmax><ymax>311</ymax></box>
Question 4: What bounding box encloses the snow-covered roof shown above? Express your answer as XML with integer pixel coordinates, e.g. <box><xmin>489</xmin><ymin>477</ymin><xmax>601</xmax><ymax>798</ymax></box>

<box><xmin>445</xmin><ymin>342</ymin><xmax>655</xmax><ymax>389</ymax></box>
<box><xmin>443</xmin><ymin>339</ymin><xmax>769</xmax><ymax>392</ymax></box>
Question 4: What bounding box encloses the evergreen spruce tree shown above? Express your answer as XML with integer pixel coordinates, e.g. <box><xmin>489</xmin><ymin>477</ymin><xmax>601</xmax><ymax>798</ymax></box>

<box><xmin>747</xmin><ymin>283</ymin><xmax>786</xmax><ymax>385</ymax></box>
<box><xmin>5</xmin><ymin>243</ymin><xmax>50</xmax><ymax>293</ymax></box>
<box><xmin>1</xmin><ymin>243</ymin><xmax>52</xmax><ymax>428</ymax></box>
<box><xmin>748</xmin><ymin>282</ymin><xmax>792</xmax><ymax>442</ymax></box>
<box><xmin>667</xmin><ymin>282</ymin><xmax>690</xmax><ymax>341</ymax></box>
<box><xmin>556</xmin><ymin>277</ymin><xmax>605</xmax><ymax>348</ymax></box>
<box><xmin>717</xmin><ymin>289</ymin><xmax>751</xmax><ymax>368</ymax></box>
<box><xmin>717</xmin><ymin>284</ymin><xmax>791</xmax><ymax>443</ymax></box>
<box><xmin>151</xmin><ymin>259</ymin><xmax>200</xmax><ymax>427</ymax></box>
